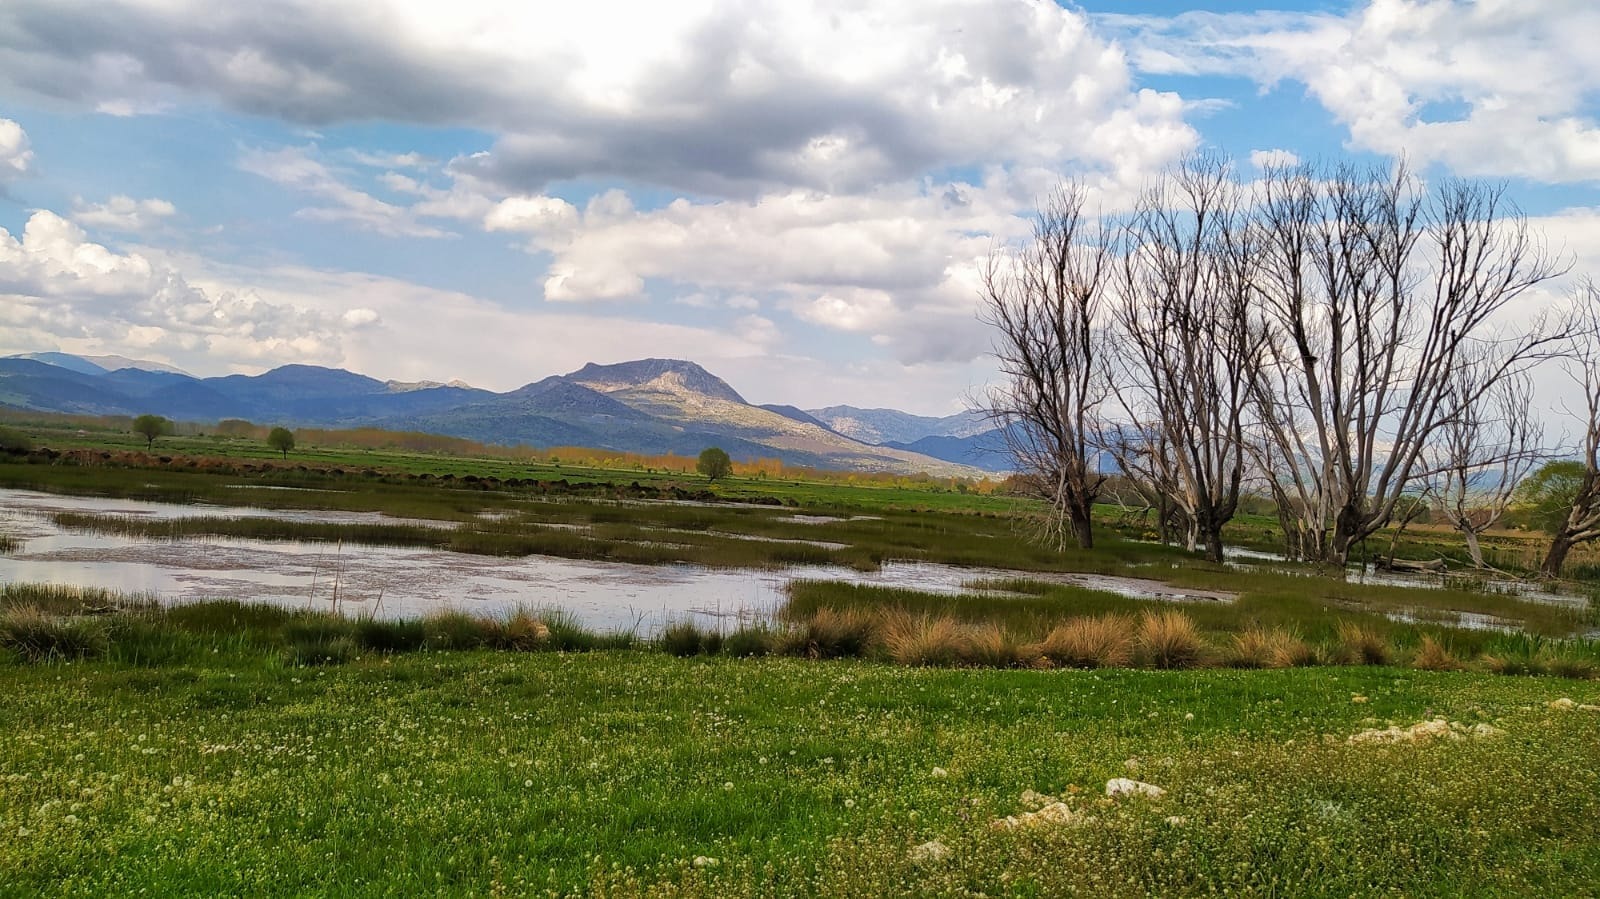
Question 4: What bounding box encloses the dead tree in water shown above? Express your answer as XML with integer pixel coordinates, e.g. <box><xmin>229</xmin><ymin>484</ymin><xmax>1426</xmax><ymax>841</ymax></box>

<box><xmin>1108</xmin><ymin>157</ymin><xmax>1262</xmax><ymax>563</ymax></box>
<box><xmin>1539</xmin><ymin>282</ymin><xmax>1600</xmax><ymax>577</ymax></box>
<box><xmin>979</xmin><ymin>185</ymin><xmax>1111</xmax><ymax>550</ymax></box>
<box><xmin>1248</xmin><ymin>163</ymin><xmax>1564</xmax><ymax>565</ymax></box>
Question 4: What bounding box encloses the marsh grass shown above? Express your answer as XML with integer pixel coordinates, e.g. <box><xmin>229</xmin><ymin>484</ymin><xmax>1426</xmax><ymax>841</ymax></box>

<box><xmin>1225</xmin><ymin>626</ymin><xmax>1318</xmax><ymax>669</ymax></box>
<box><xmin>1412</xmin><ymin>635</ymin><xmax>1467</xmax><ymax>671</ymax></box>
<box><xmin>0</xmin><ymin>606</ymin><xmax>110</xmax><ymax>661</ymax></box>
<box><xmin>1029</xmin><ymin>615</ymin><xmax>1135</xmax><ymax>669</ymax></box>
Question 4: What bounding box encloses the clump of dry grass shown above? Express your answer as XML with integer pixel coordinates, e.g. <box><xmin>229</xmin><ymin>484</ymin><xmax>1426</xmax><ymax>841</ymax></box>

<box><xmin>779</xmin><ymin>608</ymin><xmax>877</xmax><ymax>659</ymax></box>
<box><xmin>1546</xmin><ymin>655</ymin><xmax>1598</xmax><ymax>680</ymax></box>
<box><xmin>1029</xmin><ymin>615</ymin><xmax>1134</xmax><ymax>669</ymax></box>
<box><xmin>497</xmin><ymin>609</ymin><xmax>552</xmax><ymax>651</ymax></box>
<box><xmin>1135</xmin><ymin>610</ymin><xmax>1208</xmax><ymax>669</ymax></box>
<box><xmin>1411</xmin><ymin>635</ymin><xmax>1465</xmax><ymax>672</ymax></box>
<box><xmin>1334</xmin><ymin>622</ymin><xmax>1392</xmax><ymax>666</ymax></box>
<box><xmin>963</xmin><ymin>622</ymin><xmax>1034</xmax><ymax>668</ymax></box>
<box><xmin>881</xmin><ymin>612</ymin><xmax>968</xmax><ymax>666</ymax></box>
<box><xmin>1226</xmin><ymin>626</ymin><xmax>1317</xmax><ymax>669</ymax></box>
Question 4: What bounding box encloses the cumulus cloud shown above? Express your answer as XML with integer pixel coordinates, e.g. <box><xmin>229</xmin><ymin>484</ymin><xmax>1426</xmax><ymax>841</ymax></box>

<box><xmin>70</xmin><ymin>195</ymin><xmax>177</xmax><ymax>232</ymax></box>
<box><xmin>237</xmin><ymin>145</ymin><xmax>454</xmax><ymax>238</ymax></box>
<box><xmin>0</xmin><ymin>117</ymin><xmax>33</xmax><ymax>182</ymax></box>
<box><xmin>0</xmin><ymin>210</ymin><xmax>378</xmax><ymax>365</ymax></box>
<box><xmin>0</xmin><ymin>0</ymin><xmax>1197</xmax><ymax>197</ymax></box>
<box><xmin>1103</xmin><ymin>1</ymin><xmax>1600</xmax><ymax>184</ymax></box>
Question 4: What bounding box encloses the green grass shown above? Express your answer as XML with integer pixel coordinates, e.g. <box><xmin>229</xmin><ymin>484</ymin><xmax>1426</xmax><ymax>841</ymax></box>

<box><xmin>0</xmin><ymin>649</ymin><xmax>1596</xmax><ymax>896</ymax></box>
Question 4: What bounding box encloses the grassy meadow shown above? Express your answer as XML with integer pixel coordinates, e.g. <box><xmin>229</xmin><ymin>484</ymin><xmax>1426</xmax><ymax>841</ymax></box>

<box><xmin>4</xmin><ymin>420</ymin><xmax>1600</xmax><ymax>895</ymax></box>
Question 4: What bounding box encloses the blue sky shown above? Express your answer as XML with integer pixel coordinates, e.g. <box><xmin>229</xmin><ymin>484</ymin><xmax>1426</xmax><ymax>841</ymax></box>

<box><xmin>2</xmin><ymin>0</ymin><xmax>1598</xmax><ymax>414</ymax></box>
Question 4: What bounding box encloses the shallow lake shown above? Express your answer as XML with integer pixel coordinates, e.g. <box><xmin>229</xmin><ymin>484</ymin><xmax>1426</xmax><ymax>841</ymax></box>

<box><xmin>0</xmin><ymin>489</ymin><xmax>1221</xmax><ymax>634</ymax></box>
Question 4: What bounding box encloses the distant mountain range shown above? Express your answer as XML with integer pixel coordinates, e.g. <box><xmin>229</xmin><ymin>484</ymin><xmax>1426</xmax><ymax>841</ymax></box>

<box><xmin>0</xmin><ymin>353</ymin><xmax>1015</xmax><ymax>475</ymax></box>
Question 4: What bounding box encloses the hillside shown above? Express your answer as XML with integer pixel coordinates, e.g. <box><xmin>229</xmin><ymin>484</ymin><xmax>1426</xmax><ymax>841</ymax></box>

<box><xmin>0</xmin><ymin>354</ymin><xmax>985</xmax><ymax>477</ymax></box>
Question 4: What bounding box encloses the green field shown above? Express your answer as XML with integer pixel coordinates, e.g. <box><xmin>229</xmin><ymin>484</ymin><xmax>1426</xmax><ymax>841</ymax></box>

<box><xmin>2</xmin><ymin>648</ymin><xmax>1597</xmax><ymax>897</ymax></box>
<box><xmin>4</xmin><ymin>422</ymin><xmax>1600</xmax><ymax>896</ymax></box>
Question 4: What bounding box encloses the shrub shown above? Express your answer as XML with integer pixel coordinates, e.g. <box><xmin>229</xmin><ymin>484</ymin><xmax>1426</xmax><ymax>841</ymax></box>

<box><xmin>0</xmin><ymin>608</ymin><xmax>110</xmax><ymax>661</ymax></box>
<box><xmin>1030</xmin><ymin>615</ymin><xmax>1135</xmax><ymax>669</ymax></box>
<box><xmin>1334</xmin><ymin>622</ymin><xmax>1392</xmax><ymax>666</ymax></box>
<box><xmin>1136</xmin><ymin>610</ymin><xmax>1208</xmax><ymax>669</ymax></box>
<box><xmin>882</xmin><ymin>613</ymin><xmax>967</xmax><ymax>667</ymax></box>
<box><xmin>1412</xmin><ymin>635</ymin><xmax>1464</xmax><ymax>672</ymax></box>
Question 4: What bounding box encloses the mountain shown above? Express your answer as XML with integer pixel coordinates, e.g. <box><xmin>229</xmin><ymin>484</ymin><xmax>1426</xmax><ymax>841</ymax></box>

<box><xmin>884</xmin><ymin>429</ymin><xmax>1015</xmax><ymax>473</ymax></box>
<box><xmin>0</xmin><ymin>354</ymin><xmax>985</xmax><ymax>477</ymax></box>
<box><xmin>807</xmin><ymin>405</ymin><xmax>990</xmax><ymax>445</ymax></box>
<box><xmin>8</xmin><ymin>352</ymin><xmax>188</xmax><ymax>376</ymax></box>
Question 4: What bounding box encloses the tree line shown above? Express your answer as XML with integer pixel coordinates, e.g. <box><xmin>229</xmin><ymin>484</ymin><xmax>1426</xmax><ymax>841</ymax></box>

<box><xmin>980</xmin><ymin>156</ymin><xmax>1600</xmax><ymax>577</ymax></box>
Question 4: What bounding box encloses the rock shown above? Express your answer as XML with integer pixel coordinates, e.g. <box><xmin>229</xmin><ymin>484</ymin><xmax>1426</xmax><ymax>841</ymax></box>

<box><xmin>990</xmin><ymin>801</ymin><xmax>1083</xmax><ymax>831</ymax></box>
<box><xmin>1163</xmin><ymin>815</ymin><xmax>1189</xmax><ymax>827</ymax></box>
<box><xmin>1347</xmin><ymin>717</ymin><xmax>1502</xmax><ymax>744</ymax></box>
<box><xmin>1351</xmin><ymin>695</ymin><xmax>1369</xmax><ymax>704</ymax></box>
<box><xmin>1105</xmin><ymin>778</ymin><xmax>1166</xmax><ymax>800</ymax></box>
<box><xmin>1019</xmin><ymin>789</ymin><xmax>1056</xmax><ymax>809</ymax></box>
<box><xmin>1549</xmin><ymin>698</ymin><xmax>1577</xmax><ymax>711</ymax></box>
<box><xmin>930</xmin><ymin>766</ymin><xmax>948</xmax><ymax>779</ymax></box>
<box><xmin>692</xmin><ymin>856</ymin><xmax>719</xmax><ymax>868</ymax></box>
<box><xmin>909</xmin><ymin>840</ymin><xmax>951</xmax><ymax>864</ymax></box>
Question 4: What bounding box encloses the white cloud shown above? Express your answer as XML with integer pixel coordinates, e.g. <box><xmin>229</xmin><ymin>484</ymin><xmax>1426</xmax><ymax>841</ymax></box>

<box><xmin>237</xmin><ymin>145</ymin><xmax>454</xmax><ymax>238</ymax></box>
<box><xmin>0</xmin><ymin>210</ymin><xmax>377</xmax><ymax>365</ymax></box>
<box><xmin>1249</xmin><ymin>149</ymin><xmax>1300</xmax><ymax>170</ymax></box>
<box><xmin>70</xmin><ymin>195</ymin><xmax>177</xmax><ymax>232</ymax></box>
<box><xmin>0</xmin><ymin>117</ymin><xmax>33</xmax><ymax>182</ymax></box>
<box><xmin>0</xmin><ymin>0</ymin><xmax>1197</xmax><ymax>197</ymax></box>
<box><xmin>1105</xmin><ymin>1</ymin><xmax>1600</xmax><ymax>184</ymax></box>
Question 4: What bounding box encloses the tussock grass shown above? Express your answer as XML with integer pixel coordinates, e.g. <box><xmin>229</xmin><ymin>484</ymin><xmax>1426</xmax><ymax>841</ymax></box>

<box><xmin>1029</xmin><ymin>615</ymin><xmax>1135</xmax><ymax>669</ymax></box>
<box><xmin>881</xmin><ymin>612</ymin><xmax>968</xmax><ymax>667</ymax></box>
<box><xmin>1136</xmin><ymin>610</ymin><xmax>1209</xmax><ymax>669</ymax></box>
<box><xmin>0</xmin><ymin>607</ymin><xmax>110</xmax><ymax>661</ymax></box>
<box><xmin>1228</xmin><ymin>626</ymin><xmax>1317</xmax><ymax>669</ymax></box>
<box><xmin>1413</xmin><ymin>635</ymin><xmax>1466</xmax><ymax>672</ymax></box>
<box><xmin>1335</xmin><ymin>621</ymin><xmax>1393</xmax><ymax>666</ymax></box>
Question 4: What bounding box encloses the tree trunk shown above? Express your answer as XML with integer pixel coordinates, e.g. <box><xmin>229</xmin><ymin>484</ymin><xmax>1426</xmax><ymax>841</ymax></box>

<box><xmin>1541</xmin><ymin>536</ymin><xmax>1574</xmax><ymax>579</ymax></box>
<box><xmin>1069</xmin><ymin>503</ymin><xmax>1094</xmax><ymax>550</ymax></box>
<box><xmin>1462</xmin><ymin>528</ymin><xmax>1486</xmax><ymax>568</ymax></box>
<box><xmin>1203</xmin><ymin>526</ymin><xmax>1225</xmax><ymax>565</ymax></box>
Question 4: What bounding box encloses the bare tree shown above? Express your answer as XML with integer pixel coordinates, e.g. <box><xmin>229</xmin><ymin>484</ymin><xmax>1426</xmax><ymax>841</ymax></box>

<box><xmin>1248</xmin><ymin>162</ymin><xmax>1565</xmax><ymax>566</ymax></box>
<box><xmin>1106</xmin><ymin>157</ymin><xmax>1263</xmax><ymax>563</ymax></box>
<box><xmin>1424</xmin><ymin>368</ymin><xmax>1544</xmax><ymax>568</ymax></box>
<box><xmin>979</xmin><ymin>185</ymin><xmax>1112</xmax><ymax>550</ymax></box>
<box><xmin>1539</xmin><ymin>282</ymin><xmax>1600</xmax><ymax>577</ymax></box>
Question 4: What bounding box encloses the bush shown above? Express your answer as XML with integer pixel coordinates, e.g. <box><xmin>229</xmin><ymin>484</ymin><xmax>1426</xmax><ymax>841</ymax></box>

<box><xmin>1031</xmin><ymin>615</ymin><xmax>1134</xmax><ymax>669</ymax></box>
<box><xmin>1136</xmin><ymin>610</ymin><xmax>1208</xmax><ymax>669</ymax></box>
<box><xmin>0</xmin><ymin>608</ymin><xmax>110</xmax><ymax>661</ymax></box>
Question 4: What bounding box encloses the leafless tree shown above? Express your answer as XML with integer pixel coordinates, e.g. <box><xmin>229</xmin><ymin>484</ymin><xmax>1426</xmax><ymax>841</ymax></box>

<box><xmin>979</xmin><ymin>185</ymin><xmax>1112</xmax><ymax>550</ymax></box>
<box><xmin>1540</xmin><ymin>282</ymin><xmax>1600</xmax><ymax>577</ymax></box>
<box><xmin>1424</xmin><ymin>367</ymin><xmax>1544</xmax><ymax>568</ymax></box>
<box><xmin>1248</xmin><ymin>162</ymin><xmax>1565</xmax><ymax>566</ymax></box>
<box><xmin>1105</xmin><ymin>157</ymin><xmax>1263</xmax><ymax>563</ymax></box>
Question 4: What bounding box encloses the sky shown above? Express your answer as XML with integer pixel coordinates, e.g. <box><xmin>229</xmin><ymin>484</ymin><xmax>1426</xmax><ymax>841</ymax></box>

<box><xmin>2</xmin><ymin>0</ymin><xmax>1599</xmax><ymax>415</ymax></box>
